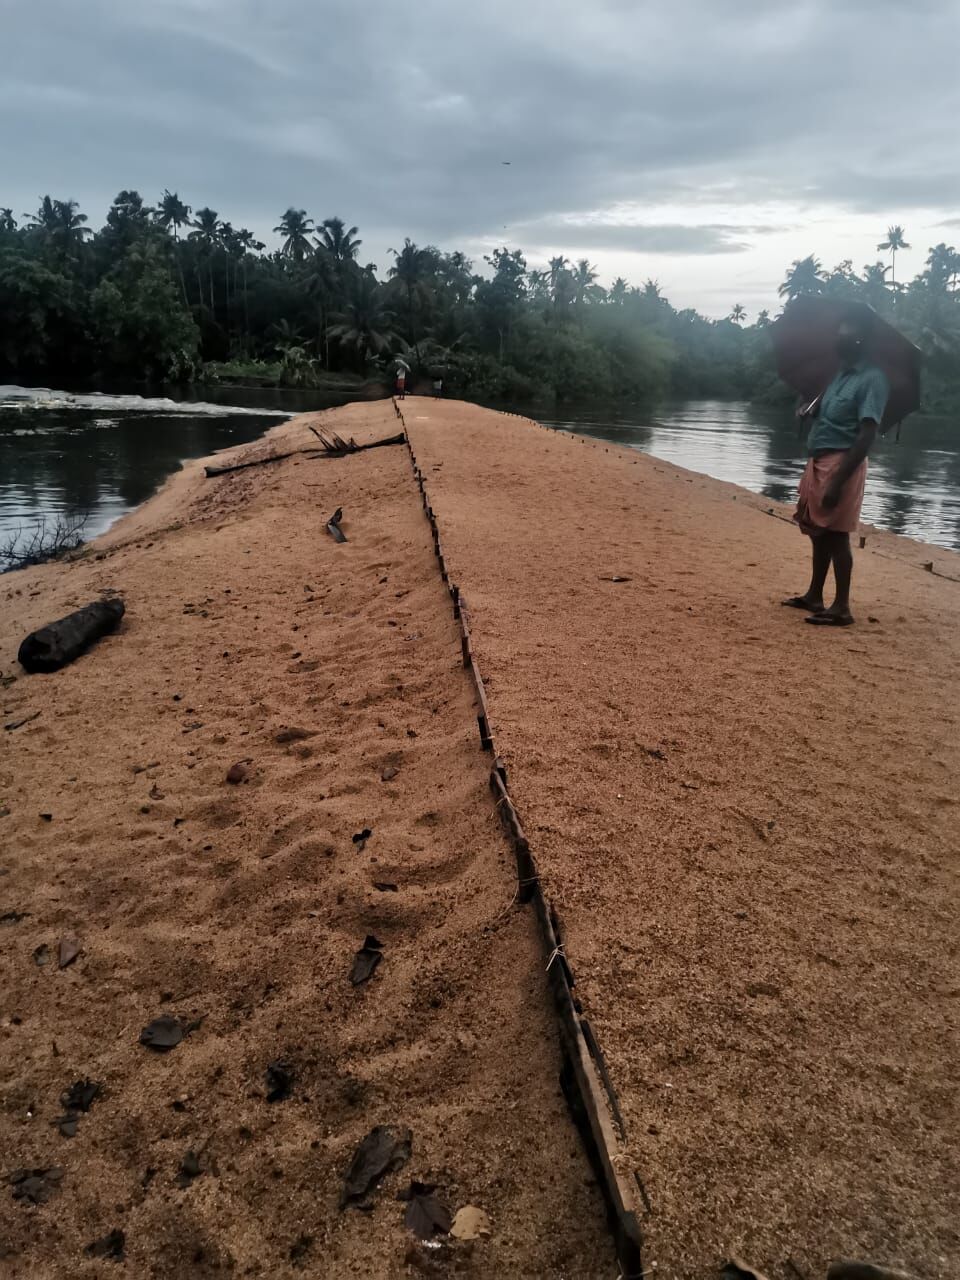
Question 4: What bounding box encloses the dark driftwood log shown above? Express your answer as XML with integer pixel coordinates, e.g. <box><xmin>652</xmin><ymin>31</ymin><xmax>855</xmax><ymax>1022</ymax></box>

<box><xmin>18</xmin><ymin>598</ymin><xmax>125</xmax><ymax>673</ymax></box>
<box><xmin>203</xmin><ymin>432</ymin><xmax>404</xmax><ymax>477</ymax></box>
<box><xmin>308</xmin><ymin>427</ymin><xmax>405</xmax><ymax>457</ymax></box>
<box><xmin>203</xmin><ymin>448</ymin><xmax>322</xmax><ymax>478</ymax></box>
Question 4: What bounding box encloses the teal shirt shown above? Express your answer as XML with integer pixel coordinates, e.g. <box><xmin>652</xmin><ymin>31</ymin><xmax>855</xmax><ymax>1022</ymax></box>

<box><xmin>808</xmin><ymin>362</ymin><xmax>889</xmax><ymax>455</ymax></box>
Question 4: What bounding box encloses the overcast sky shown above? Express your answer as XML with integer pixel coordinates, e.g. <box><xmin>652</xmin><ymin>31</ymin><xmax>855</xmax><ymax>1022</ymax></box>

<box><xmin>4</xmin><ymin>0</ymin><xmax>960</xmax><ymax>316</ymax></box>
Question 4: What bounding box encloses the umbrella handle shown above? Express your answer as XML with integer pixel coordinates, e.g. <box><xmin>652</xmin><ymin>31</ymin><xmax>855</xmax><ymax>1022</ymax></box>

<box><xmin>797</xmin><ymin>394</ymin><xmax>821</xmax><ymax>419</ymax></box>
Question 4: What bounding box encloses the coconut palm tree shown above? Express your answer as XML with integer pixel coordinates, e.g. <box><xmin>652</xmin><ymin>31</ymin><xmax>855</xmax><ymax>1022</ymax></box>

<box><xmin>527</xmin><ymin>269</ymin><xmax>550</xmax><ymax>304</ymax></box>
<box><xmin>778</xmin><ymin>256</ymin><xmax>825</xmax><ymax>299</ymax></box>
<box><xmin>548</xmin><ymin>255</ymin><xmax>570</xmax><ymax>292</ymax></box>
<box><xmin>234</xmin><ymin>228</ymin><xmax>258</xmax><ymax>344</ymax></box>
<box><xmin>572</xmin><ymin>259</ymin><xmax>599</xmax><ymax>307</ymax></box>
<box><xmin>389</xmin><ymin>238</ymin><xmax>434</xmax><ymax>359</ymax></box>
<box><xmin>189</xmin><ymin>207</ymin><xmax>221</xmax><ymax>312</ymax></box>
<box><xmin>27</xmin><ymin>197</ymin><xmax>90</xmax><ymax>260</ymax></box>
<box><xmin>924</xmin><ymin>243</ymin><xmax>959</xmax><ymax>293</ymax></box>
<box><xmin>274</xmin><ymin>207</ymin><xmax>314</xmax><ymax>262</ymax></box>
<box><xmin>155</xmin><ymin>190</ymin><xmax>192</xmax><ymax>305</ymax></box>
<box><xmin>25</xmin><ymin>196</ymin><xmax>59</xmax><ymax>235</ymax></box>
<box><xmin>877</xmin><ymin>225</ymin><xmax>910</xmax><ymax>290</ymax></box>
<box><xmin>861</xmin><ymin>261</ymin><xmax>892</xmax><ymax>310</ymax></box>
<box><xmin>317</xmin><ymin>216</ymin><xmax>361</xmax><ymax>264</ymax></box>
<box><xmin>729</xmin><ymin>303</ymin><xmax>747</xmax><ymax>324</ymax></box>
<box><xmin>755</xmin><ymin>309</ymin><xmax>771</xmax><ymax>328</ymax></box>
<box><xmin>156</xmin><ymin>190</ymin><xmax>191</xmax><ymax>237</ymax></box>
<box><xmin>104</xmin><ymin>190</ymin><xmax>152</xmax><ymax>246</ymax></box>
<box><xmin>328</xmin><ymin>274</ymin><xmax>401</xmax><ymax>369</ymax></box>
<box><xmin>303</xmin><ymin>245</ymin><xmax>338</xmax><ymax>364</ymax></box>
<box><xmin>609</xmin><ymin>277</ymin><xmax>629</xmax><ymax>305</ymax></box>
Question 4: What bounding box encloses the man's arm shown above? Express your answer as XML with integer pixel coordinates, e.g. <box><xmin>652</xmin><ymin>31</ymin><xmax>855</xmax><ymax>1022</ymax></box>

<box><xmin>822</xmin><ymin>420</ymin><xmax>878</xmax><ymax>508</ymax></box>
<box><xmin>822</xmin><ymin>369</ymin><xmax>888</xmax><ymax>508</ymax></box>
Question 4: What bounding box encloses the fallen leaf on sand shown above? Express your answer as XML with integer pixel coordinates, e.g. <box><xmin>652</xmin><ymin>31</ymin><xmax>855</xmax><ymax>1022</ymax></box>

<box><xmin>373</xmin><ymin>882</ymin><xmax>398</xmax><ymax>893</ymax></box>
<box><xmin>450</xmin><ymin>1204</ymin><xmax>491</xmax><ymax>1240</ymax></box>
<box><xmin>289</xmin><ymin>1234</ymin><xmax>313</xmax><ymax>1265</ymax></box>
<box><xmin>350</xmin><ymin>936</ymin><xmax>383</xmax><ymax>986</ymax></box>
<box><xmin>265</xmin><ymin>1060</ymin><xmax>294</xmax><ymax>1103</ymax></box>
<box><xmin>599</xmin><ymin>575</ymin><xmax>632</xmax><ymax>583</ymax></box>
<box><xmin>381</xmin><ymin>766</ymin><xmax>399</xmax><ymax>782</ymax></box>
<box><xmin>828</xmin><ymin>1263</ymin><xmax>917</xmax><ymax>1280</ymax></box>
<box><xmin>4</xmin><ymin>711</ymin><xmax>41</xmax><ymax>731</ymax></box>
<box><xmin>61</xmin><ymin>1079</ymin><xmax>101</xmax><ymax>1113</ymax></box>
<box><xmin>720</xmin><ymin>1259</ymin><xmax>771</xmax><ymax>1280</ymax></box>
<box><xmin>139</xmin><ymin>1015</ymin><xmax>191</xmax><ymax>1052</ymax></box>
<box><xmin>33</xmin><ymin>944</ymin><xmax>50</xmax><ymax>966</ymax></box>
<box><xmin>149</xmin><ymin>783</ymin><xmax>165</xmax><ymax>800</ymax></box>
<box><xmin>401</xmin><ymin>1182</ymin><xmax>452</xmax><ymax>1239</ymax></box>
<box><xmin>275</xmin><ymin>726</ymin><xmax>314</xmax><ymax>744</ymax></box>
<box><xmin>352</xmin><ymin>827</ymin><xmax>372</xmax><ymax>849</ymax></box>
<box><xmin>340</xmin><ymin>1124</ymin><xmax>412</xmax><ymax>1208</ymax></box>
<box><xmin>176</xmin><ymin>1149</ymin><xmax>202</xmax><ymax>1188</ymax></box>
<box><xmin>10</xmin><ymin>1166</ymin><xmax>64</xmax><ymax>1204</ymax></box>
<box><xmin>225</xmin><ymin>761</ymin><xmax>249</xmax><ymax>784</ymax></box>
<box><xmin>58</xmin><ymin>936</ymin><xmax>81</xmax><ymax>968</ymax></box>
<box><xmin>84</xmin><ymin>1229</ymin><xmax>125</xmax><ymax>1260</ymax></box>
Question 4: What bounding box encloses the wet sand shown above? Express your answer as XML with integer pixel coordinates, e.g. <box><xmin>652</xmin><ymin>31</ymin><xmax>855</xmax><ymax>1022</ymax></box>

<box><xmin>0</xmin><ymin>407</ymin><xmax>610</xmax><ymax>1278</ymax></box>
<box><xmin>403</xmin><ymin>399</ymin><xmax>960</xmax><ymax>1280</ymax></box>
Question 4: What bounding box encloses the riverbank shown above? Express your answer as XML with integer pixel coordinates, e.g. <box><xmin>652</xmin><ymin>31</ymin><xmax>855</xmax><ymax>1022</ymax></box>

<box><xmin>2</xmin><ymin>399</ymin><xmax>958</xmax><ymax>1278</ymax></box>
<box><xmin>0</xmin><ymin>408</ymin><xmax>610</xmax><ymax>1278</ymax></box>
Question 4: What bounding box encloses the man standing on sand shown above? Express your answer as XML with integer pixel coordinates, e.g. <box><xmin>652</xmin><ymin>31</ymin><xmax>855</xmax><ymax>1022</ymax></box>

<box><xmin>783</xmin><ymin>314</ymin><xmax>889</xmax><ymax>627</ymax></box>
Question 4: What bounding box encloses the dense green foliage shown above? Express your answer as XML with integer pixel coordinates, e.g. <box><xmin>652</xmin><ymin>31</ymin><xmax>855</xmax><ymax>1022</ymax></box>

<box><xmin>1</xmin><ymin>196</ymin><xmax>958</xmax><ymax>405</ymax></box>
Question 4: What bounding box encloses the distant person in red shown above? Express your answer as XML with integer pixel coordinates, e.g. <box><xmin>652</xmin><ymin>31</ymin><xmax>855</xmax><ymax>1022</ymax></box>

<box><xmin>784</xmin><ymin>314</ymin><xmax>889</xmax><ymax>627</ymax></box>
<box><xmin>395</xmin><ymin>368</ymin><xmax>406</xmax><ymax>399</ymax></box>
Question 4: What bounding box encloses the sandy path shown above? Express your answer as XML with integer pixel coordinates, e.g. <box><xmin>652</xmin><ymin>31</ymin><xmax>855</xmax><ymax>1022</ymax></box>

<box><xmin>403</xmin><ymin>398</ymin><xmax>960</xmax><ymax>1280</ymax></box>
<box><xmin>0</xmin><ymin>404</ymin><xmax>611</xmax><ymax>1277</ymax></box>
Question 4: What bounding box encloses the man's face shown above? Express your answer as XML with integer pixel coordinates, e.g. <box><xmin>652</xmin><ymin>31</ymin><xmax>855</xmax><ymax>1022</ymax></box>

<box><xmin>836</xmin><ymin>323</ymin><xmax>862</xmax><ymax>364</ymax></box>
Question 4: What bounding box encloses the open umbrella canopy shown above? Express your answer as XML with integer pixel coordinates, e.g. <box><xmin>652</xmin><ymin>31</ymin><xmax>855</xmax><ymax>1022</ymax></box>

<box><xmin>771</xmin><ymin>297</ymin><xmax>921</xmax><ymax>432</ymax></box>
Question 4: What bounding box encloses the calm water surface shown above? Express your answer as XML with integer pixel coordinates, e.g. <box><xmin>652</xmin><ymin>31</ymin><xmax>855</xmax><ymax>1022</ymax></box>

<box><xmin>540</xmin><ymin>400</ymin><xmax>960</xmax><ymax>551</ymax></box>
<box><xmin>1</xmin><ymin>387</ymin><xmax>958</xmax><ymax>560</ymax></box>
<box><xmin>0</xmin><ymin>384</ymin><xmax>354</xmax><ymax>562</ymax></box>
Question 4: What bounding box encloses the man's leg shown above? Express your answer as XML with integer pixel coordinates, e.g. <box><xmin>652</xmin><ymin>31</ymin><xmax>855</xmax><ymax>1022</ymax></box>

<box><xmin>784</xmin><ymin>533</ymin><xmax>830</xmax><ymax>610</ymax></box>
<box><xmin>826</xmin><ymin>532</ymin><xmax>853</xmax><ymax>617</ymax></box>
<box><xmin>805</xmin><ymin>532</ymin><xmax>854</xmax><ymax>625</ymax></box>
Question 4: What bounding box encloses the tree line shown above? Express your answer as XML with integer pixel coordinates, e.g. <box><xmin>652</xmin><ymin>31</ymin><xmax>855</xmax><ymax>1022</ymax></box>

<box><xmin>1</xmin><ymin>195</ymin><xmax>958</xmax><ymax>407</ymax></box>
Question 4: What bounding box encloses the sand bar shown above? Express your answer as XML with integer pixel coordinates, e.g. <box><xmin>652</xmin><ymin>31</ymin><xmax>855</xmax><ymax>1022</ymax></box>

<box><xmin>0</xmin><ymin>406</ymin><xmax>611</xmax><ymax>1277</ymax></box>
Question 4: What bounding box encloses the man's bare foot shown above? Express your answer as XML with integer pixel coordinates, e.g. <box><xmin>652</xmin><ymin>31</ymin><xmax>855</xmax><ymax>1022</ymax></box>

<box><xmin>782</xmin><ymin>594</ymin><xmax>824</xmax><ymax>612</ymax></box>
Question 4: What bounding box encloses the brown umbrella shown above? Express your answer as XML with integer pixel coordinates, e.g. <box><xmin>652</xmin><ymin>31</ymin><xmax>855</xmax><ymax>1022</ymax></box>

<box><xmin>770</xmin><ymin>296</ymin><xmax>921</xmax><ymax>432</ymax></box>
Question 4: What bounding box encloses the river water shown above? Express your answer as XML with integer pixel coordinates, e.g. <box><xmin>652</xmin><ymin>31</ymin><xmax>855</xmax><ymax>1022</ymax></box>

<box><xmin>1</xmin><ymin>387</ymin><xmax>957</xmax><ymax>563</ymax></box>
<box><xmin>542</xmin><ymin>400</ymin><xmax>960</xmax><ymax>551</ymax></box>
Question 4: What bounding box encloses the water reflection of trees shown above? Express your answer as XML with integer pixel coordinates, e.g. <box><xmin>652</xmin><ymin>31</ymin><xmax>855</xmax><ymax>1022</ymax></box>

<box><xmin>549</xmin><ymin>404</ymin><xmax>958</xmax><ymax>550</ymax></box>
<box><xmin>0</xmin><ymin>411</ymin><xmax>277</xmax><ymax>538</ymax></box>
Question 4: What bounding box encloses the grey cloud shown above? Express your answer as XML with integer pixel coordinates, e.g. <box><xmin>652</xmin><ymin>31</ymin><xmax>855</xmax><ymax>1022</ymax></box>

<box><xmin>3</xmin><ymin>0</ymin><xmax>959</xmax><ymax>300</ymax></box>
<box><xmin>513</xmin><ymin>223</ymin><xmax>758</xmax><ymax>255</ymax></box>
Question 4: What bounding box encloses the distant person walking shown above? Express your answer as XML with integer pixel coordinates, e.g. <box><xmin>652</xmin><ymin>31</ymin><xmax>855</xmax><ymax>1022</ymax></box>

<box><xmin>784</xmin><ymin>313</ymin><xmax>889</xmax><ymax>627</ymax></box>
<box><xmin>395</xmin><ymin>367</ymin><xmax>406</xmax><ymax>400</ymax></box>
<box><xmin>433</xmin><ymin>377</ymin><xmax>443</xmax><ymax>399</ymax></box>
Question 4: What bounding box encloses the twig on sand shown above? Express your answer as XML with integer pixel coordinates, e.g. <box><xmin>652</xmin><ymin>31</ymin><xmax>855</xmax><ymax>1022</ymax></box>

<box><xmin>1</xmin><ymin>512</ymin><xmax>90</xmax><ymax>573</ymax></box>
